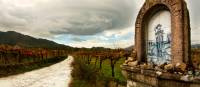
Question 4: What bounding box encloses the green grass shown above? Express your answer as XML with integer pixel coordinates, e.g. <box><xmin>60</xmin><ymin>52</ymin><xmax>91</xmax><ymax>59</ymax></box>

<box><xmin>99</xmin><ymin>58</ymin><xmax>126</xmax><ymax>84</ymax></box>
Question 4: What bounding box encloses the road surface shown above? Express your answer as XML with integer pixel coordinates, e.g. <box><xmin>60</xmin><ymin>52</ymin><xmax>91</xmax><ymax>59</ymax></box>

<box><xmin>0</xmin><ymin>56</ymin><xmax>74</xmax><ymax>87</ymax></box>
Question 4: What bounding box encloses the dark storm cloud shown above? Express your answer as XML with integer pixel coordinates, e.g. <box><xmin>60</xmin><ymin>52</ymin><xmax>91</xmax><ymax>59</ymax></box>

<box><xmin>49</xmin><ymin>9</ymin><xmax>124</xmax><ymax>35</ymax></box>
<box><xmin>186</xmin><ymin>0</ymin><xmax>200</xmax><ymax>28</ymax></box>
<box><xmin>0</xmin><ymin>0</ymin><xmax>136</xmax><ymax>37</ymax></box>
<box><xmin>49</xmin><ymin>1</ymin><xmax>136</xmax><ymax>35</ymax></box>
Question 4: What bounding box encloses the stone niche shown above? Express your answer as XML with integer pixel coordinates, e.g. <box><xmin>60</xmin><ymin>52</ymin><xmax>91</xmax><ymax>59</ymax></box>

<box><xmin>147</xmin><ymin>10</ymin><xmax>171</xmax><ymax>65</ymax></box>
<box><xmin>121</xmin><ymin>0</ymin><xmax>200</xmax><ymax>87</ymax></box>
<box><xmin>135</xmin><ymin>0</ymin><xmax>191</xmax><ymax>65</ymax></box>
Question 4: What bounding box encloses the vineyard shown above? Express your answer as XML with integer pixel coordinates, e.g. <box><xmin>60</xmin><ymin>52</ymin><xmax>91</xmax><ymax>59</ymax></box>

<box><xmin>0</xmin><ymin>44</ymin><xmax>69</xmax><ymax>77</ymax></box>
<box><xmin>191</xmin><ymin>48</ymin><xmax>200</xmax><ymax>69</ymax></box>
<box><xmin>70</xmin><ymin>48</ymin><xmax>131</xmax><ymax>87</ymax></box>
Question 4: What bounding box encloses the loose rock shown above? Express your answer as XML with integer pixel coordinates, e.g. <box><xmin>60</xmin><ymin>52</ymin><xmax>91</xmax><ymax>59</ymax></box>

<box><xmin>164</xmin><ymin>64</ymin><xmax>174</xmax><ymax>72</ymax></box>
<box><xmin>160</xmin><ymin>62</ymin><xmax>167</xmax><ymax>69</ymax></box>
<box><xmin>156</xmin><ymin>71</ymin><xmax>162</xmax><ymax>76</ymax></box>
<box><xmin>128</xmin><ymin>61</ymin><xmax>138</xmax><ymax>67</ymax></box>
<box><xmin>195</xmin><ymin>70</ymin><xmax>200</xmax><ymax>76</ymax></box>
<box><xmin>155</xmin><ymin>66</ymin><xmax>162</xmax><ymax>71</ymax></box>
<box><xmin>147</xmin><ymin>63</ymin><xmax>155</xmax><ymax>69</ymax></box>
<box><xmin>127</xmin><ymin>57</ymin><xmax>134</xmax><ymax>61</ymax></box>
<box><xmin>175</xmin><ymin>63</ymin><xmax>186</xmax><ymax>72</ymax></box>
<box><xmin>181</xmin><ymin>75</ymin><xmax>190</xmax><ymax>81</ymax></box>
<box><xmin>140</xmin><ymin>63</ymin><xmax>148</xmax><ymax>69</ymax></box>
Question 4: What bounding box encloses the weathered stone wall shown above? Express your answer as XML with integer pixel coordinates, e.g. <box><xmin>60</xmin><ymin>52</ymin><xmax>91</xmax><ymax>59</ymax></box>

<box><xmin>135</xmin><ymin>0</ymin><xmax>191</xmax><ymax>65</ymax></box>
<box><xmin>121</xmin><ymin>66</ymin><xmax>200</xmax><ymax>87</ymax></box>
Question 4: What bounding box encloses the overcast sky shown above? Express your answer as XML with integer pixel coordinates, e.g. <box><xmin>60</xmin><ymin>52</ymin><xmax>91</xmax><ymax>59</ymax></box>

<box><xmin>0</xmin><ymin>0</ymin><xmax>199</xmax><ymax>48</ymax></box>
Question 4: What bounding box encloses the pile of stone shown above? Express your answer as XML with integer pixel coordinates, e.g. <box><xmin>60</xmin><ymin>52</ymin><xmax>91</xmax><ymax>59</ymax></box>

<box><xmin>123</xmin><ymin>57</ymin><xmax>200</xmax><ymax>81</ymax></box>
<box><xmin>123</xmin><ymin>57</ymin><xmax>138</xmax><ymax>67</ymax></box>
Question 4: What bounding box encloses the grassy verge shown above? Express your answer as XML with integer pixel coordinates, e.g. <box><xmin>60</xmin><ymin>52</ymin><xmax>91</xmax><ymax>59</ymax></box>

<box><xmin>0</xmin><ymin>56</ymin><xmax>67</xmax><ymax>77</ymax></box>
<box><xmin>70</xmin><ymin>57</ymin><xmax>126</xmax><ymax>87</ymax></box>
<box><xmin>100</xmin><ymin>58</ymin><xmax>126</xmax><ymax>85</ymax></box>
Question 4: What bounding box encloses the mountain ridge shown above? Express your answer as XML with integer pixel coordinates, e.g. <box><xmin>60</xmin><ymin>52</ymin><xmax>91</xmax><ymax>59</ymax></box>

<box><xmin>0</xmin><ymin>31</ymin><xmax>71</xmax><ymax>49</ymax></box>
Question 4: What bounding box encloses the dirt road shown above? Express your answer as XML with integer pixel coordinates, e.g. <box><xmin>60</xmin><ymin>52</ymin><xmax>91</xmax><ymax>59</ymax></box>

<box><xmin>0</xmin><ymin>56</ymin><xmax>73</xmax><ymax>87</ymax></box>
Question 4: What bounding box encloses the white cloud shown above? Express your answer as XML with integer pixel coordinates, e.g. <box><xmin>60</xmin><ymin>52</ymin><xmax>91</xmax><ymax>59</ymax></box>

<box><xmin>103</xmin><ymin>25</ymin><xmax>134</xmax><ymax>37</ymax></box>
<box><xmin>0</xmin><ymin>0</ymin><xmax>137</xmax><ymax>38</ymax></box>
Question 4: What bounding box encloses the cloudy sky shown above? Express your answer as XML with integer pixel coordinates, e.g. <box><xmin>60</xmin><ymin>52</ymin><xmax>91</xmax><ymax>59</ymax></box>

<box><xmin>0</xmin><ymin>0</ymin><xmax>199</xmax><ymax>48</ymax></box>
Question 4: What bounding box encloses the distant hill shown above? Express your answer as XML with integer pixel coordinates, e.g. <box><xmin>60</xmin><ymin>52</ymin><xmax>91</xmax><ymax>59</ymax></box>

<box><xmin>192</xmin><ymin>44</ymin><xmax>200</xmax><ymax>48</ymax></box>
<box><xmin>124</xmin><ymin>45</ymin><xmax>134</xmax><ymax>51</ymax></box>
<box><xmin>0</xmin><ymin>31</ymin><xmax>72</xmax><ymax>49</ymax></box>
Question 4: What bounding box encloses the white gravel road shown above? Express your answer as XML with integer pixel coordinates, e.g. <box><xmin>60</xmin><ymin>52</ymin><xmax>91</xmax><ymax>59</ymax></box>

<box><xmin>0</xmin><ymin>56</ymin><xmax>74</xmax><ymax>87</ymax></box>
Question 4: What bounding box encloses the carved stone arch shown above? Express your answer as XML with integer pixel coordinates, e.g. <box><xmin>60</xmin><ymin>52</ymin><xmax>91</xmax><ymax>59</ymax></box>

<box><xmin>135</xmin><ymin>0</ymin><xmax>191</xmax><ymax>65</ymax></box>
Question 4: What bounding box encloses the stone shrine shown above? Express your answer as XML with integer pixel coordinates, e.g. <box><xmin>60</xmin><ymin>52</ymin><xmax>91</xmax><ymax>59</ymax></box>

<box><xmin>121</xmin><ymin>0</ymin><xmax>200</xmax><ymax>87</ymax></box>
